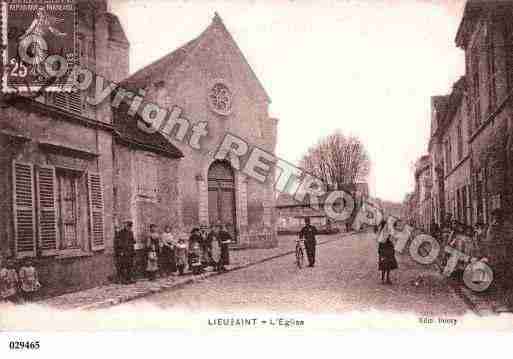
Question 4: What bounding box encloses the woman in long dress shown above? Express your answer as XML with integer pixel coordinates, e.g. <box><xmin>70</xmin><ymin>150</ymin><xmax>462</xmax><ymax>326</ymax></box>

<box><xmin>377</xmin><ymin>220</ymin><xmax>398</xmax><ymax>284</ymax></box>
<box><xmin>219</xmin><ymin>224</ymin><xmax>232</xmax><ymax>270</ymax></box>
<box><xmin>160</xmin><ymin>225</ymin><xmax>176</xmax><ymax>275</ymax></box>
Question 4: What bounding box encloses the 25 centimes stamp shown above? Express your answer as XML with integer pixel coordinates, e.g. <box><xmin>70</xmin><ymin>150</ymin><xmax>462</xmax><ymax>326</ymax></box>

<box><xmin>1</xmin><ymin>0</ymin><xmax>76</xmax><ymax>93</ymax></box>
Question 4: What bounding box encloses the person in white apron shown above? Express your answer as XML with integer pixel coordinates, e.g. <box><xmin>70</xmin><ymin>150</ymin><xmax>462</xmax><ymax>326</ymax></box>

<box><xmin>175</xmin><ymin>237</ymin><xmax>188</xmax><ymax>276</ymax></box>
<box><xmin>208</xmin><ymin>225</ymin><xmax>222</xmax><ymax>272</ymax></box>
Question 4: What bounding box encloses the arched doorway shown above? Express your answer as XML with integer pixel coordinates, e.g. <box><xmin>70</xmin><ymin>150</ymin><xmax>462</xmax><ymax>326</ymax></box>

<box><xmin>208</xmin><ymin>160</ymin><xmax>237</xmax><ymax>241</ymax></box>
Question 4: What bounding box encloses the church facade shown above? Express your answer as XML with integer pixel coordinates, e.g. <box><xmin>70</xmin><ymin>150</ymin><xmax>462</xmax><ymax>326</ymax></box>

<box><xmin>119</xmin><ymin>13</ymin><xmax>278</xmax><ymax>249</ymax></box>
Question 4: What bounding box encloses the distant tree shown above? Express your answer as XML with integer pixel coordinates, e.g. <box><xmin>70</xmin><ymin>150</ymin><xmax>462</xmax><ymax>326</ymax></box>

<box><xmin>300</xmin><ymin>131</ymin><xmax>370</xmax><ymax>190</ymax></box>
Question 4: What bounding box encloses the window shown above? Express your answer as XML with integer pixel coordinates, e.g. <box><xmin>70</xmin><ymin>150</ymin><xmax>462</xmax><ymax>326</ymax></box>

<box><xmin>76</xmin><ymin>34</ymin><xmax>94</xmax><ymax>65</ymax></box>
<box><xmin>455</xmin><ymin>189</ymin><xmax>460</xmax><ymax>221</ymax></box>
<box><xmin>136</xmin><ymin>152</ymin><xmax>158</xmax><ymax>199</ymax></box>
<box><xmin>45</xmin><ymin>91</ymin><xmax>85</xmax><ymax>115</ymax></box>
<box><xmin>11</xmin><ymin>161</ymin><xmax>104</xmax><ymax>258</ymax></box>
<box><xmin>466</xmin><ymin>92</ymin><xmax>473</xmax><ymax>138</ymax></box>
<box><xmin>457</xmin><ymin>121</ymin><xmax>463</xmax><ymax>161</ymax></box>
<box><xmin>461</xmin><ymin>185</ymin><xmax>468</xmax><ymax>225</ymax></box>
<box><xmin>258</xmin><ymin>118</ymin><xmax>265</xmax><ymax>138</ymax></box>
<box><xmin>474</xmin><ymin>169</ymin><xmax>487</xmax><ymax>224</ymax></box>
<box><xmin>444</xmin><ymin>138</ymin><xmax>452</xmax><ymax>173</ymax></box>
<box><xmin>471</xmin><ymin>46</ymin><xmax>481</xmax><ymax>128</ymax></box>
<box><xmin>56</xmin><ymin>169</ymin><xmax>80</xmax><ymax>250</ymax></box>
<box><xmin>487</xmin><ymin>22</ymin><xmax>497</xmax><ymax>112</ymax></box>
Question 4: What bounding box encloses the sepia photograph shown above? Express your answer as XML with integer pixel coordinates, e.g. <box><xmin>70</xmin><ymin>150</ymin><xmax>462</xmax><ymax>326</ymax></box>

<box><xmin>2</xmin><ymin>0</ymin><xmax>513</xmax><ymax>349</ymax></box>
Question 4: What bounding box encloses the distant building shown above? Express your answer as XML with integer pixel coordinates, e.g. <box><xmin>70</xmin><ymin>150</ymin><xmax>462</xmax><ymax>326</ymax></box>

<box><xmin>371</xmin><ymin>198</ymin><xmax>405</xmax><ymax>220</ymax></box>
<box><xmin>430</xmin><ymin>77</ymin><xmax>472</xmax><ymax>228</ymax></box>
<box><xmin>402</xmin><ymin>192</ymin><xmax>417</xmax><ymax>226</ymax></box>
<box><xmin>454</xmin><ymin>0</ymin><xmax>513</xmax><ymax>227</ymax></box>
<box><xmin>413</xmin><ymin>155</ymin><xmax>433</xmax><ymax>232</ymax></box>
<box><xmin>275</xmin><ymin>183</ymin><xmax>369</xmax><ymax>233</ymax></box>
<box><xmin>427</xmin><ymin>0</ymin><xmax>513</xmax><ymax>230</ymax></box>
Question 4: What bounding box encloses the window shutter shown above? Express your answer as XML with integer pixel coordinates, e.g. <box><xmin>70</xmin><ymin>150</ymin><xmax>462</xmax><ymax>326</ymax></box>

<box><xmin>88</xmin><ymin>173</ymin><xmax>105</xmax><ymax>251</ymax></box>
<box><xmin>12</xmin><ymin>162</ymin><xmax>36</xmax><ymax>257</ymax></box>
<box><xmin>36</xmin><ymin>165</ymin><xmax>58</xmax><ymax>256</ymax></box>
<box><xmin>53</xmin><ymin>92</ymin><xmax>83</xmax><ymax>115</ymax></box>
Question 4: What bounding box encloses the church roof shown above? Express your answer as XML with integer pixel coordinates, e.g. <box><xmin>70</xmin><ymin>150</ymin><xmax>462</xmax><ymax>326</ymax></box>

<box><xmin>113</xmin><ymin>110</ymin><xmax>184</xmax><ymax>159</ymax></box>
<box><xmin>121</xmin><ymin>37</ymin><xmax>199</xmax><ymax>91</ymax></box>
<box><xmin>120</xmin><ymin>13</ymin><xmax>271</xmax><ymax>102</ymax></box>
<box><xmin>106</xmin><ymin>12</ymin><xmax>129</xmax><ymax>45</ymax></box>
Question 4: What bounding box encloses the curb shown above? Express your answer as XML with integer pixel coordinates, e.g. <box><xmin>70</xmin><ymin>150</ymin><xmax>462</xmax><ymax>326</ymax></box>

<box><xmin>73</xmin><ymin>233</ymin><xmax>354</xmax><ymax>311</ymax></box>
<box><xmin>449</xmin><ymin>280</ymin><xmax>513</xmax><ymax>316</ymax></box>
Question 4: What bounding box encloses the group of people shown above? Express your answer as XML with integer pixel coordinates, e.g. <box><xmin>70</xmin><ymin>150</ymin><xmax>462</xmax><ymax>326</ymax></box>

<box><xmin>374</xmin><ymin>208</ymin><xmax>512</xmax><ymax>287</ymax></box>
<box><xmin>114</xmin><ymin>221</ymin><xmax>233</xmax><ymax>284</ymax></box>
<box><xmin>433</xmin><ymin>210</ymin><xmax>511</xmax><ymax>285</ymax></box>
<box><xmin>0</xmin><ymin>257</ymin><xmax>41</xmax><ymax>303</ymax></box>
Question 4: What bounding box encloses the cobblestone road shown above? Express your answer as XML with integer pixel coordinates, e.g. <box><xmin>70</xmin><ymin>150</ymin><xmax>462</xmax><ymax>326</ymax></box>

<box><xmin>134</xmin><ymin>232</ymin><xmax>470</xmax><ymax>315</ymax></box>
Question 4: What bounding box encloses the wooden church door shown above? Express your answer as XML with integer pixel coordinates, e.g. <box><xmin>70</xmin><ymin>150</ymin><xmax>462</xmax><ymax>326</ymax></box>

<box><xmin>208</xmin><ymin>160</ymin><xmax>237</xmax><ymax>241</ymax></box>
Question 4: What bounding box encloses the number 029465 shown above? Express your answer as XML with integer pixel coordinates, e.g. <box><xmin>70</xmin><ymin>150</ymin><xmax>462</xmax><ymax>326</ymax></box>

<box><xmin>9</xmin><ymin>341</ymin><xmax>40</xmax><ymax>350</ymax></box>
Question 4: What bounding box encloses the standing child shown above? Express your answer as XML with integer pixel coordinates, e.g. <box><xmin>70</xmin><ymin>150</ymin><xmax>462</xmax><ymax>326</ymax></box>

<box><xmin>175</xmin><ymin>237</ymin><xmax>188</xmax><ymax>275</ymax></box>
<box><xmin>189</xmin><ymin>228</ymin><xmax>203</xmax><ymax>274</ymax></box>
<box><xmin>0</xmin><ymin>259</ymin><xmax>19</xmax><ymax>303</ymax></box>
<box><xmin>190</xmin><ymin>241</ymin><xmax>203</xmax><ymax>275</ymax></box>
<box><xmin>146</xmin><ymin>242</ymin><xmax>159</xmax><ymax>281</ymax></box>
<box><xmin>147</xmin><ymin>224</ymin><xmax>161</xmax><ymax>278</ymax></box>
<box><xmin>18</xmin><ymin>259</ymin><xmax>41</xmax><ymax>302</ymax></box>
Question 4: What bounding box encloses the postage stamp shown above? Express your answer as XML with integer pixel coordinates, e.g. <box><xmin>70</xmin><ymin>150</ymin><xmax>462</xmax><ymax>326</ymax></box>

<box><xmin>1</xmin><ymin>0</ymin><xmax>76</xmax><ymax>93</ymax></box>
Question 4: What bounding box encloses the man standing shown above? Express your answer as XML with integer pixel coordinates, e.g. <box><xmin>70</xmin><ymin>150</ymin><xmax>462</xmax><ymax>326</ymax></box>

<box><xmin>118</xmin><ymin>221</ymin><xmax>136</xmax><ymax>284</ymax></box>
<box><xmin>299</xmin><ymin>218</ymin><xmax>318</xmax><ymax>267</ymax></box>
<box><xmin>113</xmin><ymin>224</ymin><xmax>122</xmax><ymax>283</ymax></box>
<box><xmin>219</xmin><ymin>224</ymin><xmax>233</xmax><ymax>271</ymax></box>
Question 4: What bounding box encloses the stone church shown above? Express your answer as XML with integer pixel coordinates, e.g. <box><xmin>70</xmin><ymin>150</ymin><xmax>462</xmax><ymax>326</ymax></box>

<box><xmin>0</xmin><ymin>1</ymin><xmax>277</xmax><ymax>297</ymax></box>
<box><xmin>117</xmin><ymin>12</ymin><xmax>278</xmax><ymax>250</ymax></box>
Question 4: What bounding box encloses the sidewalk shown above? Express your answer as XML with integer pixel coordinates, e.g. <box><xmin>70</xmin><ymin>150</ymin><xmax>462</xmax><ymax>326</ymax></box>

<box><xmin>451</xmin><ymin>282</ymin><xmax>513</xmax><ymax>316</ymax></box>
<box><xmin>39</xmin><ymin>233</ymin><xmax>352</xmax><ymax>310</ymax></box>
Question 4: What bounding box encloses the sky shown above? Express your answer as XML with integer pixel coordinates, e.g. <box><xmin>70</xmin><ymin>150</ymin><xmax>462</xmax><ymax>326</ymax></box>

<box><xmin>110</xmin><ymin>0</ymin><xmax>467</xmax><ymax>203</ymax></box>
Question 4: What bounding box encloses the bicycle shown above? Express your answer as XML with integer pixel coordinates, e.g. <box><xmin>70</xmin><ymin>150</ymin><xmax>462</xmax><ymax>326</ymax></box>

<box><xmin>295</xmin><ymin>238</ymin><xmax>305</xmax><ymax>268</ymax></box>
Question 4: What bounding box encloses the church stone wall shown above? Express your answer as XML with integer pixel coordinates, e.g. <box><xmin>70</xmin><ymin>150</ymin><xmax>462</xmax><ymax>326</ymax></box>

<box><xmin>140</xmin><ymin>18</ymin><xmax>277</xmax><ymax>247</ymax></box>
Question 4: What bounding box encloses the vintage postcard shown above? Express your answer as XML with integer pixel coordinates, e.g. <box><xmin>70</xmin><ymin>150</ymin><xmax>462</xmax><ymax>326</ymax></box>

<box><xmin>2</xmin><ymin>0</ymin><xmax>513</xmax><ymax>344</ymax></box>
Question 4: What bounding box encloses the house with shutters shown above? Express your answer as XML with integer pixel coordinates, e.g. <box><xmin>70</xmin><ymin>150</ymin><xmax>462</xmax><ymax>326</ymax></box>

<box><xmin>426</xmin><ymin>1</ymin><xmax>513</xmax><ymax>232</ymax></box>
<box><xmin>0</xmin><ymin>4</ymin><xmax>279</xmax><ymax>297</ymax></box>
<box><xmin>0</xmin><ymin>0</ymin><xmax>132</xmax><ymax>297</ymax></box>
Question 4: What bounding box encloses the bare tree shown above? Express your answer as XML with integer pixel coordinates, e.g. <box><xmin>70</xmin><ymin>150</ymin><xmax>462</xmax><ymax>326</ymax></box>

<box><xmin>300</xmin><ymin>131</ymin><xmax>370</xmax><ymax>190</ymax></box>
